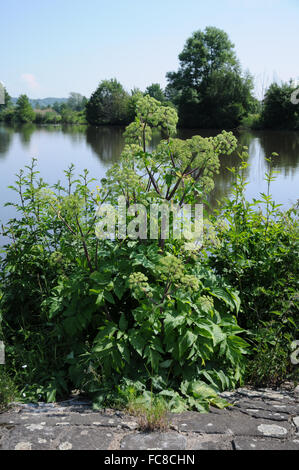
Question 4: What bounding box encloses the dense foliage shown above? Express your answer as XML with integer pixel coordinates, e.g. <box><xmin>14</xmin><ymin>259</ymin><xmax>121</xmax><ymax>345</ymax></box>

<box><xmin>145</xmin><ymin>83</ymin><xmax>167</xmax><ymax>103</ymax></box>
<box><xmin>0</xmin><ymin>87</ymin><xmax>13</xmax><ymax>123</ymax></box>
<box><xmin>207</xmin><ymin>152</ymin><xmax>299</xmax><ymax>386</ymax></box>
<box><xmin>86</xmin><ymin>79</ymin><xmax>132</xmax><ymax>126</ymax></box>
<box><xmin>0</xmin><ymin>96</ymin><xmax>298</xmax><ymax>413</ymax></box>
<box><xmin>15</xmin><ymin>95</ymin><xmax>35</xmax><ymax>124</ymax></box>
<box><xmin>166</xmin><ymin>27</ymin><xmax>255</xmax><ymax>128</ymax></box>
<box><xmin>0</xmin><ymin>97</ymin><xmax>251</xmax><ymax>411</ymax></box>
<box><xmin>0</xmin><ymin>91</ymin><xmax>87</xmax><ymax>126</ymax></box>
<box><xmin>260</xmin><ymin>82</ymin><xmax>299</xmax><ymax>130</ymax></box>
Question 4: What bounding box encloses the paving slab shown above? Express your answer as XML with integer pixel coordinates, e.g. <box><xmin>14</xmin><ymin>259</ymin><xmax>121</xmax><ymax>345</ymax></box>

<box><xmin>172</xmin><ymin>410</ymin><xmax>292</xmax><ymax>437</ymax></box>
<box><xmin>234</xmin><ymin>400</ymin><xmax>298</xmax><ymax>415</ymax></box>
<box><xmin>120</xmin><ymin>432</ymin><xmax>187</xmax><ymax>450</ymax></box>
<box><xmin>186</xmin><ymin>435</ymin><xmax>233</xmax><ymax>450</ymax></box>
<box><xmin>233</xmin><ymin>437</ymin><xmax>299</xmax><ymax>451</ymax></box>
<box><xmin>0</xmin><ymin>386</ymin><xmax>298</xmax><ymax>450</ymax></box>
<box><xmin>0</xmin><ymin>423</ymin><xmax>117</xmax><ymax>450</ymax></box>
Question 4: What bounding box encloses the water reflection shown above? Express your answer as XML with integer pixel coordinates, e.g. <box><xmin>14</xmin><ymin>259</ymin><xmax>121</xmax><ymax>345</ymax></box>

<box><xmin>254</xmin><ymin>130</ymin><xmax>299</xmax><ymax>177</ymax></box>
<box><xmin>0</xmin><ymin>126</ymin><xmax>13</xmax><ymax>156</ymax></box>
<box><xmin>15</xmin><ymin>123</ymin><xmax>36</xmax><ymax>147</ymax></box>
<box><xmin>0</xmin><ymin>124</ymin><xmax>298</xmax><ymax>209</ymax></box>
<box><xmin>86</xmin><ymin>126</ymin><xmax>124</xmax><ymax>163</ymax></box>
<box><xmin>61</xmin><ymin>125</ymin><xmax>87</xmax><ymax>145</ymax></box>
<box><xmin>178</xmin><ymin>128</ymin><xmax>299</xmax><ymax>207</ymax></box>
<box><xmin>210</xmin><ymin>131</ymin><xmax>253</xmax><ymax>206</ymax></box>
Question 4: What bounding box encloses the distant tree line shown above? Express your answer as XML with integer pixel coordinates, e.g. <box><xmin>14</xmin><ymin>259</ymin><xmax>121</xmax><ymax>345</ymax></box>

<box><xmin>0</xmin><ymin>91</ymin><xmax>88</xmax><ymax>125</ymax></box>
<box><xmin>1</xmin><ymin>27</ymin><xmax>298</xmax><ymax>129</ymax></box>
<box><xmin>84</xmin><ymin>79</ymin><xmax>172</xmax><ymax>126</ymax></box>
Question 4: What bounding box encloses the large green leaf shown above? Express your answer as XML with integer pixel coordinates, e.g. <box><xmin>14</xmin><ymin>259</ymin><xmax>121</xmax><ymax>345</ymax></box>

<box><xmin>208</xmin><ymin>287</ymin><xmax>240</xmax><ymax>313</ymax></box>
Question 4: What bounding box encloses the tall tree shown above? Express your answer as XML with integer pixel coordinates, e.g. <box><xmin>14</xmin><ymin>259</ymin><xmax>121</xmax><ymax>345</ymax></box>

<box><xmin>15</xmin><ymin>94</ymin><xmax>35</xmax><ymax>123</ymax></box>
<box><xmin>261</xmin><ymin>82</ymin><xmax>299</xmax><ymax>129</ymax></box>
<box><xmin>166</xmin><ymin>27</ymin><xmax>254</xmax><ymax>128</ymax></box>
<box><xmin>67</xmin><ymin>92</ymin><xmax>87</xmax><ymax>111</ymax></box>
<box><xmin>145</xmin><ymin>83</ymin><xmax>166</xmax><ymax>102</ymax></box>
<box><xmin>86</xmin><ymin>79</ymin><xmax>130</xmax><ymax>125</ymax></box>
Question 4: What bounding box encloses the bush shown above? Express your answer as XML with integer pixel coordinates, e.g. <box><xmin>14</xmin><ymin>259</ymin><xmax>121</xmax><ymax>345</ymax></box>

<box><xmin>240</xmin><ymin>113</ymin><xmax>261</xmax><ymax>129</ymax></box>
<box><xmin>207</xmin><ymin>150</ymin><xmax>299</xmax><ymax>386</ymax></box>
<box><xmin>34</xmin><ymin>111</ymin><xmax>62</xmax><ymax>125</ymax></box>
<box><xmin>60</xmin><ymin>108</ymin><xmax>86</xmax><ymax>124</ymax></box>
<box><xmin>0</xmin><ymin>108</ymin><xmax>15</xmax><ymax>123</ymax></box>
<box><xmin>86</xmin><ymin>79</ymin><xmax>131</xmax><ymax>126</ymax></box>
<box><xmin>261</xmin><ymin>82</ymin><xmax>299</xmax><ymax>130</ymax></box>
<box><xmin>0</xmin><ymin>97</ymin><xmax>248</xmax><ymax>411</ymax></box>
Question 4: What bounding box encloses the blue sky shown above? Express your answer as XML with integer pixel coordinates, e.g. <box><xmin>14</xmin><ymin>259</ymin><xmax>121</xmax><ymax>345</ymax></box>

<box><xmin>1</xmin><ymin>0</ymin><xmax>298</xmax><ymax>99</ymax></box>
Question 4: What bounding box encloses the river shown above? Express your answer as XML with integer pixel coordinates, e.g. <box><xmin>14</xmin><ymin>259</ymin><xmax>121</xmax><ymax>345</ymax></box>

<box><xmin>0</xmin><ymin>124</ymin><xmax>298</xmax><ymax>226</ymax></box>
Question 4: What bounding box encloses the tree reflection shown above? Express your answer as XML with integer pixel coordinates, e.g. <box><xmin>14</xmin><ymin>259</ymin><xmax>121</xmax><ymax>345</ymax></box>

<box><xmin>0</xmin><ymin>124</ymin><xmax>297</xmax><ymax>209</ymax></box>
<box><xmin>0</xmin><ymin>125</ymin><xmax>13</xmax><ymax>157</ymax></box>
<box><xmin>199</xmin><ymin>129</ymin><xmax>299</xmax><ymax>209</ymax></box>
<box><xmin>255</xmin><ymin>130</ymin><xmax>299</xmax><ymax>177</ymax></box>
<box><xmin>16</xmin><ymin>123</ymin><xmax>36</xmax><ymax>147</ymax></box>
<box><xmin>61</xmin><ymin>124</ymin><xmax>86</xmax><ymax>143</ymax></box>
<box><xmin>86</xmin><ymin>126</ymin><xmax>124</xmax><ymax>164</ymax></box>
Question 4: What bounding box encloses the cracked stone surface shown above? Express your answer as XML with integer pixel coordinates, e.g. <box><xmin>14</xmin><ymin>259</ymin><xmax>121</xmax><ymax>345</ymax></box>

<box><xmin>233</xmin><ymin>437</ymin><xmax>299</xmax><ymax>450</ymax></box>
<box><xmin>120</xmin><ymin>432</ymin><xmax>187</xmax><ymax>450</ymax></box>
<box><xmin>0</xmin><ymin>387</ymin><xmax>298</xmax><ymax>450</ymax></box>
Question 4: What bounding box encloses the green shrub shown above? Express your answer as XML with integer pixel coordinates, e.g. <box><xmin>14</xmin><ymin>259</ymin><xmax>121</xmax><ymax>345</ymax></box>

<box><xmin>240</xmin><ymin>113</ymin><xmax>261</xmax><ymax>129</ymax></box>
<box><xmin>0</xmin><ymin>97</ymin><xmax>248</xmax><ymax>411</ymax></box>
<box><xmin>260</xmin><ymin>82</ymin><xmax>299</xmax><ymax>130</ymax></box>
<box><xmin>207</xmin><ymin>151</ymin><xmax>299</xmax><ymax>386</ymax></box>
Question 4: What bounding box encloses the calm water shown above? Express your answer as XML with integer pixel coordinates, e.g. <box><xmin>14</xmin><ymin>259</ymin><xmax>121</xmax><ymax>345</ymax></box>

<box><xmin>0</xmin><ymin>124</ymin><xmax>298</xmax><ymax>226</ymax></box>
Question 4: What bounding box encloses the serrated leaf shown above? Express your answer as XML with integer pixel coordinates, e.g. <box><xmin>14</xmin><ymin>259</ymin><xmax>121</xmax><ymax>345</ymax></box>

<box><xmin>209</xmin><ymin>287</ymin><xmax>240</xmax><ymax>313</ymax></box>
